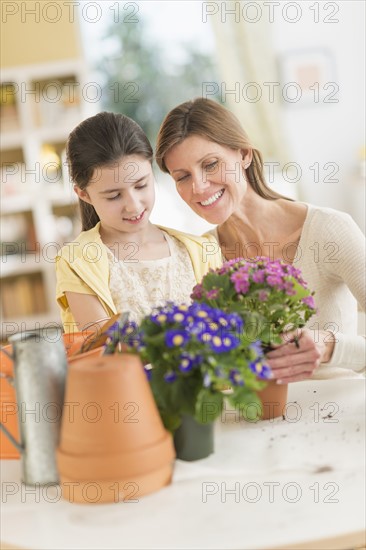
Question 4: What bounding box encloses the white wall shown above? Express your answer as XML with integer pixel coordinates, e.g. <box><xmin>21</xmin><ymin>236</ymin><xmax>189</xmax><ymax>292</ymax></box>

<box><xmin>80</xmin><ymin>1</ymin><xmax>365</xmax><ymax>235</ymax></box>
<box><xmin>272</xmin><ymin>1</ymin><xmax>365</xmax><ymax>231</ymax></box>
<box><xmin>151</xmin><ymin>2</ymin><xmax>365</xmax><ymax>235</ymax></box>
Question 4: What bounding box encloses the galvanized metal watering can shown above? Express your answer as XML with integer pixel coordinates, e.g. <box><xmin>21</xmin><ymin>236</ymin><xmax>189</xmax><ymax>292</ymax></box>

<box><xmin>0</xmin><ymin>328</ymin><xmax>67</xmax><ymax>485</ymax></box>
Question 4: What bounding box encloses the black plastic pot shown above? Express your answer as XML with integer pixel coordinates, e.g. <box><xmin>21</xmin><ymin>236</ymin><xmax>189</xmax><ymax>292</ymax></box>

<box><xmin>174</xmin><ymin>415</ymin><xmax>214</xmax><ymax>461</ymax></box>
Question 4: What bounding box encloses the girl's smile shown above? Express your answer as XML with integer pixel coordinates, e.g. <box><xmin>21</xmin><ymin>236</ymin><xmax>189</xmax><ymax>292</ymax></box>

<box><xmin>122</xmin><ymin>209</ymin><xmax>146</xmax><ymax>223</ymax></box>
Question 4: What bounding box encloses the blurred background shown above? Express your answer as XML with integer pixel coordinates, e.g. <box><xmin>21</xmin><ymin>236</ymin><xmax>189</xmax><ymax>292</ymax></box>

<box><xmin>1</xmin><ymin>0</ymin><xmax>365</xmax><ymax>337</ymax></box>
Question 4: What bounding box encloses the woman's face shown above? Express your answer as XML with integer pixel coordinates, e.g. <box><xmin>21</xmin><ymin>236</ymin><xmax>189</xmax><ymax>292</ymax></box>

<box><xmin>164</xmin><ymin>135</ymin><xmax>252</xmax><ymax>224</ymax></box>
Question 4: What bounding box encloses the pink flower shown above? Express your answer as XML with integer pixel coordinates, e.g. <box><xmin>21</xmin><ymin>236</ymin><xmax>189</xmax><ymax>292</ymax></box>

<box><xmin>206</xmin><ymin>289</ymin><xmax>220</xmax><ymax>299</ymax></box>
<box><xmin>252</xmin><ymin>269</ymin><xmax>266</xmax><ymax>283</ymax></box>
<box><xmin>258</xmin><ymin>290</ymin><xmax>268</xmax><ymax>302</ymax></box>
<box><xmin>230</xmin><ymin>271</ymin><xmax>250</xmax><ymax>294</ymax></box>
<box><xmin>266</xmin><ymin>275</ymin><xmax>283</xmax><ymax>288</ymax></box>
<box><xmin>302</xmin><ymin>295</ymin><xmax>316</xmax><ymax>309</ymax></box>
<box><xmin>191</xmin><ymin>285</ymin><xmax>203</xmax><ymax>300</ymax></box>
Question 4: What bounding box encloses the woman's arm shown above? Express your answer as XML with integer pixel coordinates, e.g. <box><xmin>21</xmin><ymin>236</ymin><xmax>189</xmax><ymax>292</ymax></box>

<box><xmin>267</xmin><ymin>211</ymin><xmax>365</xmax><ymax>381</ymax></box>
<box><xmin>65</xmin><ymin>292</ymin><xmax>110</xmax><ymax>332</ymax></box>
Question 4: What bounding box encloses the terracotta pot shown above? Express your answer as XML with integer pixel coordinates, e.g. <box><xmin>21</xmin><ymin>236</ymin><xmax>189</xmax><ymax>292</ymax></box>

<box><xmin>57</xmin><ymin>353</ymin><xmax>175</xmax><ymax>503</ymax></box>
<box><xmin>63</xmin><ymin>331</ymin><xmax>96</xmax><ymax>357</ymax></box>
<box><xmin>0</xmin><ymin>333</ymin><xmax>104</xmax><ymax>460</ymax></box>
<box><xmin>257</xmin><ymin>380</ymin><xmax>288</xmax><ymax>420</ymax></box>
<box><xmin>67</xmin><ymin>346</ymin><xmax>104</xmax><ymax>364</ymax></box>
<box><xmin>0</xmin><ymin>345</ymin><xmax>20</xmax><ymax>459</ymax></box>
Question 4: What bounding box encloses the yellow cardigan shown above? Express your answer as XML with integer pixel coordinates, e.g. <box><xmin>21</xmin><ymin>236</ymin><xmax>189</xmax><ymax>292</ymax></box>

<box><xmin>55</xmin><ymin>222</ymin><xmax>222</xmax><ymax>332</ymax></box>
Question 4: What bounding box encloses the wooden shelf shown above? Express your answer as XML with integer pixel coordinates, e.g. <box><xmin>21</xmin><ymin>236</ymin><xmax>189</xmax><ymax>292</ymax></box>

<box><xmin>0</xmin><ymin>62</ymin><xmax>95</xmax><ymax>339</ymax></box>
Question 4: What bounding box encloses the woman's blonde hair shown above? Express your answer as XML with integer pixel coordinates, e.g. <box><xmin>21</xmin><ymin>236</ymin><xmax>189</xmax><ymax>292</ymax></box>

<box><xmin>156</xmin><ymin>98</ymin><xmax>289</xmax><ymax>201</ymax></box>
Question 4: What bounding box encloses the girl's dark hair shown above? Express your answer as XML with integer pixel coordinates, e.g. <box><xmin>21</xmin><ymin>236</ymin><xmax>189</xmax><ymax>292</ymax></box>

<box><xmin>67</xmin><ymin>112</ymin><xmax>153</xmax><ymax>231</ymax></box>
<box><xmin>156</xmin><ymin>98</ymin><xmax>290</xmax><ymax>201</ymax></box>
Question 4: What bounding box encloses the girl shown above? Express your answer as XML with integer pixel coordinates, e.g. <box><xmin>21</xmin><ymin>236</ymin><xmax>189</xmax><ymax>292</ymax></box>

<box><xmin>155</xmin><ymin>98</ymin><xmax>365</xmax><ymax>381</ymax></box>
<box><xmin>56</xmin><ymin>112</ymin><xmax>222</xmax><ymax>333</ymax></box>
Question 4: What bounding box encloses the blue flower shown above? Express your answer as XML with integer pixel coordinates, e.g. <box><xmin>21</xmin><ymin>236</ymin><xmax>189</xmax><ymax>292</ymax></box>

<box><xmin>164</xmin><ymin>370</ymin><xmax>177</xmax><ymax>383</ymax></box>
<box><xmin>144</xmin><ymin>365</ymin><xmax>152</xmax><ymax>381</ymax></box>
<box><xmin>121</xmin><ymin>321</ymin><xmax>138</xmax><ymax>336</ymax></box>
<box><xmin>203</xmin><ymin>372</ymin><xmax>211</xmax><ymax>388</ymax></box>
<box><xmin>229</xmin><ymin>369</ymin><xmax>244</xmax><ymax>386</ymax></box>
<box><xmin>178</xmin><ymin>354</ymin><xmax>195</xmax><ymax>373</ymax></box>
<box><xmin>210</xmin><ymin>333</ymin><xmax>240</xmax><ymax>353</ymax></box>
<box><xmin>151</xmin><ymin>312</ymin><xmax>168</xmax><ymax>325</ymax></box>
<box><xmin>249</xmin><ymin>362</ymin><xmax>272</xmax><ymax>379</ymax></box>
<box><xmin>249</xmin><ymin>340</ymin><xmax>264</xmax><ymax>357</ymax></box>
<box><xmin>215</xmin><ymin>366</ymin><xmax>224</xmax><ymax>378</ymax></box>
<box><xmin>165</xmin><ymin>330</ymin><xmax>189</xmax><ymax>348</ymax></box>
<box><xmin>227</xmin><ymin>313</ymin><xmax>244</xmax><ymax>333</ymax></box>
<box><xmin>258</xmin><ymin>364</ymin><xmax>272</xmax><ymax>379</ymax></box>
<box><xmin>106</xmin><ymin>321</ymin><xmax>120</xmax><ymax>338</ymax></box>
<box><xmin>171</xmin><ymin>311</ymin><xmax>187</xmax><ymax>323</ymax></box>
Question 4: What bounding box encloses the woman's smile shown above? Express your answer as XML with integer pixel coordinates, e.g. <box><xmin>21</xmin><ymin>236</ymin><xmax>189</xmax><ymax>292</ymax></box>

<box><xmin>198</xmin><ymin>189</ymin><xmax>225</xmax><ymax>207</ymax></box>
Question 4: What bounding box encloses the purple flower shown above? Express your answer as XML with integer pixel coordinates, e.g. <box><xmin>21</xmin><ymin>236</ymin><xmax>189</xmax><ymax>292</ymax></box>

<box><xmin>249</xmin><ymin>361</ymin><xmax>272</xmax><ymax>379</ymax></box>
<box><xmin>164</xmin><ymin>371</ymin><xmax>177</xmax><ymax>383</ymax></box>
<box><xmin>191</xmin><ymin>284</ymin><xmax>203</xmax><ymax>300</ymax></box>
<box><xmin>302</xmin><ymin>295</ymin><xmax>316</xmax><ymax>309</ymax></box>
<box><xmin>249</xmin><ymin>340</ymin><xmax>264</xmax><ymax>356</ymax></box>
<box><xmin>165</xmin><ymin>330</ymin><xmax>189</xmax><ymax>348</ymax></box>
<box><xmin>284</xmin><ymin>281</ymin><xmax>296</xmax><ymax>296</ymax></box>
<box><xmin>210</xmin><ymin>333</ymin><xmax>240</xmax><ymax>353</ymax></box>
<box><xmin>230</xmin><ymin>271</ymin><xmax>250</xmax><ymax>294</ymax></box>
<box><xmin>206</xmin><ymin>288</ymin><xmax>220</xmax><ymax>300</ymax></box>
<box><xmin>252</xmin><ymin>269</ymin><xmax>266</xmax><ymax>283</ymax></box>
<box><xmin>266</xmin><ymin>275</ymin><xmax>283</xmax><ymax>288</ymax></box>
<box><xmin>178</xmin><ymin>353</ymin><xmax>195</xmax><ymax>373</ymax></box>
<box><xmin>229</xmin><ymin>369</ymin><xmax>244</xmax><ymax>386</ymax></box>
<box><xmin>258</xmin><ymin>290</ymin><xmax>268</xmax><ymax>302</ymax></box>
<box><xmin>144</xmin><ymin>365</ymin><xmax>152</xmax><ymax>381</ymax></box>
<box><xmin>203</xmin><ymin>372</ymin><xmax>211</xmax><ymax>388</ymax></box>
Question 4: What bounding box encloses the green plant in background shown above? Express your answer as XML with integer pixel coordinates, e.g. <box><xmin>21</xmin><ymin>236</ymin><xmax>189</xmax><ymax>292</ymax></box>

<box><xmin>97</xmin><ymin>3</ymin><xmax>220</xmax><ymax>144</ymax></box>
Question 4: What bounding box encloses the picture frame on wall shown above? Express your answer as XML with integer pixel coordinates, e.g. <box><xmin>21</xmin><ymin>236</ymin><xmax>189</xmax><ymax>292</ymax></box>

<box><xmin>279</xmin><ymin>48</ymin><xmax>338</xmax><ymax>106</ymax></box>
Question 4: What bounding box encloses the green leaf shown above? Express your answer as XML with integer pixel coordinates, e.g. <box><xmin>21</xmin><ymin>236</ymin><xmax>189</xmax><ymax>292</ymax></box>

<box><xmin>195</xmin><ymin>389</ymin><xmax>223</xmax><ymax>423</ymax></box>
<box><xmin>227</xmin><ymin>388</ymin><xmax>263</xmax><ymax>422</ymax></box>
<box><xmin>289</xmin><ymin>279</ymin><xmax>311</xmax><ymax>302</ymax></box>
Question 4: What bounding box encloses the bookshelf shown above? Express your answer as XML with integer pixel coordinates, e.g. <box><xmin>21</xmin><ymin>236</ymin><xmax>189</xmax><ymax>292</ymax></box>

<box><xmin>0</xmin><ymin>60</ymin><xmax>92</xmax><ymax>339</ymax></box>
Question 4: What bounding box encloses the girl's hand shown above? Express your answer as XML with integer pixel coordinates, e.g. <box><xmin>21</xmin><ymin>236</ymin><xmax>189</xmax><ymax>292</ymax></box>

<box><xmin>265</xmin><ymin>329</ymin><xmax>336</xmax><ymax>384</ymax></box>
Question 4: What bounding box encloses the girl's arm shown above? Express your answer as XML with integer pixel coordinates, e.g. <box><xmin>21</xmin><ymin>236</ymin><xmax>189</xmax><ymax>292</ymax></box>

<box><xmin>65</xmin><ymin>292</ymin><xmax>110</xmax><ymax>332</ymax></box>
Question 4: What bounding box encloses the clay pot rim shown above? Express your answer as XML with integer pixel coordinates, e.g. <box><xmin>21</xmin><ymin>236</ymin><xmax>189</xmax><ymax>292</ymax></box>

<box><xmin>59</xmin><ymin>463</ymin><xmax>173</xmax><ymax>503</ymax></box>
<box><xmin>57</xmin><ymin>433</ymin><xmax>175</xmax><ymax>479</ymax></box>
<box><xmin>67</xmin><ymin>352</ymin><xmax>139</xmax><ymax>371</ymax></box>
<box><xmin>59</xmin><ymin>459</ymin><xmax>175</xmax><ymax>485</ymax></box>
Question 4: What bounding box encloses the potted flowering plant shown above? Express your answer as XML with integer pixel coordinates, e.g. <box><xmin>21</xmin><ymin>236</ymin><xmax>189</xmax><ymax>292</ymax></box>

<box><xmin>108</xmin><ymin>302</ymin><xmax>271</xmax><ymax>460</ymax></box>
<box><xmin>191</xmin><ymin>257</ymin><xmax>316</xmax><ymax>420</ymax></box>
<box><xmin>191</xmin><ymin>257</ymin><xmax>316</xmax><ymax>347</ymax></box>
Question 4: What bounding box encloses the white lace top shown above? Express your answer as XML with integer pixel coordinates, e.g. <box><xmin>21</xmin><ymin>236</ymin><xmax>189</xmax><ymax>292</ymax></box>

<box><xmin>106</xmin><ymin>231</ymin><xmax>197</xmax><ymax>323</ymax></box>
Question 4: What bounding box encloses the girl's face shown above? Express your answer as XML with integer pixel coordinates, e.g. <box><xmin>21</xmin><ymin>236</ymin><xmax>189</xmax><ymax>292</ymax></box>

<box><xmin>75</xmin><ymin>155</ymin><xmax>155</xmax><ymax>234</ymax></box>
<box><xmin>164</xmin><ymin>135</ymin><xmax>252</xmax><ymax>225</ymax></box>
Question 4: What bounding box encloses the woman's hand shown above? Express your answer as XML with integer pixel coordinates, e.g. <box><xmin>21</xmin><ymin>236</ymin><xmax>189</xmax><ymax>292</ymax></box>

<box><xmin>265</xmin><ymin>329</ymin><xmax>336</xmax><ymax>384</ymax></box>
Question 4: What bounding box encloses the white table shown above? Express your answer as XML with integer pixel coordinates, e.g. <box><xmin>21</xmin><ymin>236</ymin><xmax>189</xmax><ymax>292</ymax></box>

<box><xmin>1</xmin><ymin>379</ymin><xmax>365</xmax><ymax>550</ymax></box>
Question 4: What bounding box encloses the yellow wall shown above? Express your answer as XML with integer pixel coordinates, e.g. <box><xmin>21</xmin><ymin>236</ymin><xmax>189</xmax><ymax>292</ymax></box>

<box><xmin>1</xmin><ymin>0</ymin><xmax>81</xmax><ymax>67</ymax></box>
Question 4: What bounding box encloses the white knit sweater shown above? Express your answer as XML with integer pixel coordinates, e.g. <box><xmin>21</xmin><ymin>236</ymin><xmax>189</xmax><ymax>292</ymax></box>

<box><xmin>295</xmin><ymin>203</ymin><xmax>365</xmax><ymax>377</ymax></box>
<box><xmin>211</xmin><ymin>203</ymin><xmax>366</xmax><ymax>378</ymax></box>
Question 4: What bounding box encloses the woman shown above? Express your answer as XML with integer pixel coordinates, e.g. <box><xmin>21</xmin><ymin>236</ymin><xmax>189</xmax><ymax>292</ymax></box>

<box><xmin>155</xmin><ymin>98</ymin><xmax>365</xmax><ymax>382</ymax></box>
